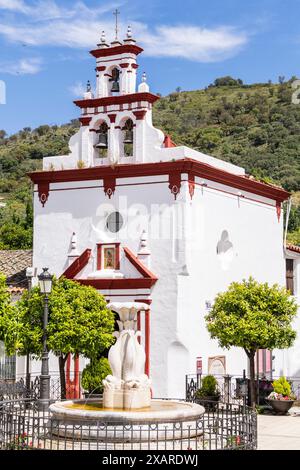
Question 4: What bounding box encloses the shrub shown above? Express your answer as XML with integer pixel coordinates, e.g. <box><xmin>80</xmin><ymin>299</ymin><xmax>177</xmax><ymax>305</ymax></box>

<box><xmin>195</xmin><ymin>375</ymin><xmax>220</xmax><ymax>399</ymax></box>
<box><xmin>272</xmin><ymin>377</ymin><xmax>292</xmax><ymax>397</ymax></box>
<box><xmin>81</xmin><ymin>357</ymin><xmax>111</xmax><ymax>394</ymax></box>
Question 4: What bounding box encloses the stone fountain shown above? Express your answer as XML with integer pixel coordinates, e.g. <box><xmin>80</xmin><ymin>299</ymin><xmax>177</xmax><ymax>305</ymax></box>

<box><xmin>49</xmin><ymin>302</ymin><xmax>204</xmax><ymax>444</ymax></box>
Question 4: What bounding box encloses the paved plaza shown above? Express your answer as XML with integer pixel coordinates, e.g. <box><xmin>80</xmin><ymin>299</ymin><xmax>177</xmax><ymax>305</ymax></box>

<box><xmin>258</xmin><ymin>407</ymin><xmax>300</xmax><ymax>450</ymax></box>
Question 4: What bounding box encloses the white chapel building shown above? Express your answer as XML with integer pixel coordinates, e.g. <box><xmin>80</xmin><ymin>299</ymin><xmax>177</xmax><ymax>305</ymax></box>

<box><xmin>28</xmin><ymin>28</ymin><xmax>299</xmax><ymax>398</ymax></box>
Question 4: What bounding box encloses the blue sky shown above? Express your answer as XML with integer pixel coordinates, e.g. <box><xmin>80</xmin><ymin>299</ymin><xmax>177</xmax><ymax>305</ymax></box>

<box><xmin>0</xmin><ymin>0</ymin><xmax>299</xmax><ymax>134</ymax></box>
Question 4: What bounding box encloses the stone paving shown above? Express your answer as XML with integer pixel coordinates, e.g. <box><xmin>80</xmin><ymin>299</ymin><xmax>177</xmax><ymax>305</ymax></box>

<box><xmin>258</xmin><ymin>407</ymin><xmax>300</xmax><ymax>450</ymax></box>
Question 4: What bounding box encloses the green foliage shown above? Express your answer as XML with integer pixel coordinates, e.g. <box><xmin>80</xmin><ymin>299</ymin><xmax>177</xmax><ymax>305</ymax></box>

<box><xmin>47</xmin><ymin>277</ymin><xmax>115</xmax><ymax>358</ymax></box>
<box><xmin>0</xmin><ymin>120</ymin><xmax>79</xmax><ymax>249</ymax></box>
<box><xmin>2</xmin><ymin>277</ymin><xmax>115</xmax><ymax>360</ymax></box>
<box><xmin>2</xmin><ymin>79</ymin><xmax>300</xmax><ymax>248</ymax></box>
<box><xmin>0</xmin><ymin>273</ymin><xmax>16</xmax><ymax>344</ymax></box>
<box><xmin>272</xmin><ymin>377</ymin><xmax>291</xmax><ymax>396</ymax></box>
<box><xmin>210</xmin><ymin>76</ymin><xmax>244</xmax><ymax>87</ymax></box>
<box><xmin>205</xmin><ymin>277</ymin><xmax>297</xmax><ymax>354</ymax></box>
<box><xmin>195</xmin><ymin>375</ymin><xmax>220</xmax><ymax>398</ymax></box>
<box><xmin>81</xmin><ymin>357</ymin><xmax>112</xmax><ymax>394</ymax></box>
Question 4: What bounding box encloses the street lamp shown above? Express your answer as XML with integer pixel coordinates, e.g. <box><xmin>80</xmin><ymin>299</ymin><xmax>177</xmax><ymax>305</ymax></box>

<box><xmin>38</xmin><ymin>267</ymin><xmax>53</xmax><ymax>409</ymax></box>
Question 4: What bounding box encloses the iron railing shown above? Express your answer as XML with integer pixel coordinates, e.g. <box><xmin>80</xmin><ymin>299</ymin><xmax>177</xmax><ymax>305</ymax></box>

<box><xmin>0</xmin><ymin>374</ymin><xmax>82</xmax><ymax>402</ymax></box>
<box><xmin>0</xmin><ymin>399</ymin><xmax>257</xmax><ymax>450</ymax></box>
<box><xmin>186</xmin><ymin>373</ymin><xmax>300</xmax><ymax>406</ymax></box>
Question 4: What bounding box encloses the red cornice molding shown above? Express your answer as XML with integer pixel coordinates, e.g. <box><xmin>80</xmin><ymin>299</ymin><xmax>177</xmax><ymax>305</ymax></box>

<box><xmin>74</xmin><ymin>92</ymin><xmax>160</xmax><ymax>109</ymax></box>
<box><xmin>77</xmin><ymin>278</ymin><xmax>156</xmax><ymax>289</ymax></box>
<box><xmin>29</xmin><ymin>159</ymin><xmax>290</xmax><ymax>203</ymax></box>
<box><xmin>90</xmin><ymin>44</ymin><xmax>143</xmax><ymax>59</ymax></box>
<box><xmin>124</xmin><ymin>247</ymin><xmax>157</xmax><ymax>280</ymax></box>
<box><xmin>79</xmin><ymin>117</ymin><xmax>92</xmax><ymax>127</ymax></box>
<box><xmin>133</xmin><ymin>110</ymin><xmax>147</xmax><ymax>120</ymax></box>
<box><xmin>62</xmin><ymin>249</ymin><xmax>92</xmax><ymax>279</ymax></box>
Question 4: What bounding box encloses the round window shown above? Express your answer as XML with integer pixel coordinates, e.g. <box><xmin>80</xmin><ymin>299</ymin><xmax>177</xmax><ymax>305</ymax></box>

<box><xmin>106</xmin><ymin>212</ymin><xmax>124</xmax><ymax>233</ymax></box>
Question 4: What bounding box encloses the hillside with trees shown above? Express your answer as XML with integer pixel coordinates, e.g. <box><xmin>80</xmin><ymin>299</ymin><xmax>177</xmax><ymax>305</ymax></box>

<box><xmin>0</xmin><ymin>76</ymin><xmax>299</xmax><ymax>249</ymax></box>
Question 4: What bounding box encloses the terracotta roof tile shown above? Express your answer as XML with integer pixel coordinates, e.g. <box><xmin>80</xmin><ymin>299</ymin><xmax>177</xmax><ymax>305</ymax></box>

<box><xmin>286</xmin><ymin>244</ymin><xmax>300</xmax><ymax>254</ymax></box>
<box><xmin>0</xmin><ymin>250</ymin><xmax>32</xmax><ymax>288</ymax></box>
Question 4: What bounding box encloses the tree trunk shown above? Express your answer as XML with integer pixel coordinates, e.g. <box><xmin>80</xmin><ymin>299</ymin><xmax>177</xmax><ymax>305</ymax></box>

<box><xmin>59</xmin><ymin>355</ymin><xmax>67</xmax><ymax>400</ymax></box>
<box><xmin>248</xmin><ymin>351</ymin><xmax>257</xmax><ymax>409</ymax></box>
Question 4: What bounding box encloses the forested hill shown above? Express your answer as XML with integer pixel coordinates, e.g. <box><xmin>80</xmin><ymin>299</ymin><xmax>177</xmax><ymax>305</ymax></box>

<box><xmin>0</xmin><ymin>76</ymin><xmax>300</xmax><ymax>250</ymax></box>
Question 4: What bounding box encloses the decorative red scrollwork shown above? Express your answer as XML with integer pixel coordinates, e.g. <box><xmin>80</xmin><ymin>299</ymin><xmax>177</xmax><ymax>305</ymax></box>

<box><xmin>188</xmin><ymin>174</ymin><xmax>195</xmax><ymax>200</ymax></box>
<box><xmin>276</xmin><ymin>201</ymin><xmax>281</xmax><ymax>222</ymax></box>
<box><xmin>38</xmin><ymin>182</ymin><xmax>50</xmax><ymax>207</ymax></box>
<box><xmin>168</xmin><ymin>171</ymin><xmax>181</xmax><ymax>200</ymax></box>
<box><xmin>103</xmin><ymin>176</ymin><xmax>116</xmax><ymax>199</ymax></box>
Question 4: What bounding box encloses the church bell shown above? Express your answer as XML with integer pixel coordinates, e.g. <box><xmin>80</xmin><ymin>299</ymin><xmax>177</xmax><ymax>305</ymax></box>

<box><xmin>96</xmin><ymin>132</ymin><xmax>108</xmax><ymax>149</ymax></box>
<box><xmin>111</xmin><ymin>81</ymin><xmax>120</xmax><ymax>93</ymax></box>
<box><xmin>124</xmin><ymin>129</ymin><xmax>133</xmax><ymax>144</ymax></box>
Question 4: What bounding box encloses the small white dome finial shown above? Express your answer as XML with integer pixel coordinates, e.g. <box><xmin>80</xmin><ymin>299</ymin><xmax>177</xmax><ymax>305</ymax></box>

<box><xmin>101</xmin><ymin>30</ymin><xmax>106</xmax><ymax>43</ymax></box>
<box><xmin>127</xmin><ymin>25</ymin><xmax>132</xmax><ymax>39</ymax></box>
<box><xmin>138</xmin><ymin>71</ymin><xmax>150</xmax><ymax>93</ymax></box>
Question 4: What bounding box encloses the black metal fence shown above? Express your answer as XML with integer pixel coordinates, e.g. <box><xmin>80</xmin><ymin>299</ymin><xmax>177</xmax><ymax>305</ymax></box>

<box><xmin>0</xmin><ymin>374</ymin><xmax>81</xmax><ymax>402</ymax></box>
<box><xmin>186</xmin><ymin>373</ymin><xmax>300</xmax><ymax>406</ymax></box>
<box><xmin>0</xmin><ymin>399</ymin><xmax>257</xmax><ymax>451</ymax></box>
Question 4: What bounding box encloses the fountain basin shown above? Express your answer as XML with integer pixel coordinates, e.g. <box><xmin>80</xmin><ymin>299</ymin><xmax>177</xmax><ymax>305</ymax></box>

<box><xmin>49</xmin><ymin>399</ymin><xmax>205</xmax><ymax>442</ymax></box>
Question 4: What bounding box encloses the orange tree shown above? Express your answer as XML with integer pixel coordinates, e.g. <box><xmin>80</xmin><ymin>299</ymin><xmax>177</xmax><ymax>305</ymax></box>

<box><xmin>205</xmin><ymin>277</ymin><xmax>297</xmax><ymax>407</ymax></box>
<box><xmin>3</xmin><ymin>277</ymin><xmax>114</xmax><ymax>398</ymax></box>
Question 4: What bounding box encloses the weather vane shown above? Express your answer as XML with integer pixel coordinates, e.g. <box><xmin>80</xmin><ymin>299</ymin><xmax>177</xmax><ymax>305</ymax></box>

<box><xmin>113</xmin><ymin>8</ymin><xmax>120</xmax><ymax>41</ymax></box>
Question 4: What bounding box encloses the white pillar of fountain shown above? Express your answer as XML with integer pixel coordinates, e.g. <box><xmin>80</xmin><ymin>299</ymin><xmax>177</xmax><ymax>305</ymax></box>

<box><xmin>103</xmin><ymin>302</ymin><xmax>151</xmax><ymax>410</ymax></box>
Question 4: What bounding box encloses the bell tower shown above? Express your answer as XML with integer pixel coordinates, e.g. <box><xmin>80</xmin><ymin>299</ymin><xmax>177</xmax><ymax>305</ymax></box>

<box><xmin>72</xmin><ymin>20</ymin><xmax>164</xmax><ymax>167</ymax></box>
<box><xmin>94</xmin><ymin>25</ymin><xmax>141</xmax><ymax>98</ymax></box>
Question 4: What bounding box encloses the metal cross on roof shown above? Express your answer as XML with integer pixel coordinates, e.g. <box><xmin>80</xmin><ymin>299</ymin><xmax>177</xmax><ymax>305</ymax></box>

<box><xmin>113</xmin><ymin>8</ymin><xmax>120</xmax><ymax>41</ymax></box>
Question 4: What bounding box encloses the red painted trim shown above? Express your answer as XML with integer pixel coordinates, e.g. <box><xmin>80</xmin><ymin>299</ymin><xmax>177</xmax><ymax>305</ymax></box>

<box><xmin>62</xmin><ymin>249</ymin><xmax>92</xmax><ymax>279</ymax></box>
<box><xmin>286</xmin><ymin>244</ymin><xmax>300</xmax><ymax>254</ymax></box>
<box><xmin>103</xmin><ymin>175</ymin><xmax>116</xmax><ymax>198</ymax></box>
<box><xmin>133</xmin><ymin>110</ymin><xmax>147</xmax><ymax>120</ymax></box>
<box><xmin>276</xmin><ymin>201</ymin><xmax>281</xmax><ymax>222</ymax></box>
<box><xmin>108</xmin><ymin>114</ymin><xmax>117</xmax><ymax>123</ymax></box>
<box><xmin>90</xmin><ymin>44</ymin><xmax>143</xmax><ymax>58</ymax></box>
<box><xmin>96</xmin><ymin>66</ymin><xmax>106</xmax><ymax>71</ymax></box>
<box><xmin>131</xmin><ymin>64</ymin><xmax>139</xmax><ymax>69</ymax></box>
<box><xmin>169</xmin><ymin>171</ymin><xmax>182</xmax><ymax>200</ymax></box>
<box><xmin>189</xmin><ymin>174</ymin><xmax>195</xmax><ymax>200</ymax></box>
<box><xmin>137</xmin><ymin>311</ymin><xmax>141</xmax><ymax>344</ymax></box>
<box><xmin>38</xmin><ymin>182</ymin><xmax>49</xmax><ymax>207</ymax></box>
<box><xmin>74</xmin><ymin>92</ymin><xmax>160</xmax><ymax>109</ymax></box>
<box><xmin>97</xmin><ymin>243</ymin><xmax>121</xmax><ymax>270</ymax></box>
<box><xmin>120</xmin><ymin>63</ymin><xmax>129</xmax><ymax>68</ymax></box>
<box><xmin>79</xmin><ymin>117</ymin><xmax>92</xmax><ymax>126</ymax></box>
<box><xmin>145</xmin><ymin>309</ymin><xmax>150</xmax><ymax>376</ymax></box>
<box><xmin>77</xmin><ymin>278</ymin><xmax>156</xmax><ymax>289</ymax></box>
<box><xmin>123</xmin><ymin>247</ymin><xmax>157</xmax><ymax>280</ymax></box>
<box><xmin>163</xmin><ymin>135</ymin><xmax>177</xmax><ymax>148</ymax></box>
<box><xmin>30</xmin><ymin>159</ymin><xmax>289</xmax><ymax>203</ymax></box>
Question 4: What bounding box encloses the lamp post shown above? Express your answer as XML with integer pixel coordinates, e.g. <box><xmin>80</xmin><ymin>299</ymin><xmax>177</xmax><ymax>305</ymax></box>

<box><xmin>38</xmin><ymin>267</ymin><xmax>53</xmax><ymax>409</ymax></box>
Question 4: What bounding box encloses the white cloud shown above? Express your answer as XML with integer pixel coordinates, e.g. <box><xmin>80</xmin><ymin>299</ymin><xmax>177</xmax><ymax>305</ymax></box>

<box><xmin>0</xmin><ymin>0</ymin><xmax>249</xmax><ymax>63</ymax></box>
<box><xmin>0</xmin><ymin>57</ymin><xmax>43</xmax><ymax>75</ymax></box>
<box><xmin>0</xmin><ymin>0</ymin><xmax>27</xmax><ymax>13</ymax></box>
<box><xmin>140</xmin><ymin>25</ymin><xmax>248</xmax><ymax>62</ymax></box>
<box><xmin>69</xmin><ymin>81</ymin><xmax>86</xmax><ymax>98</ymax></box>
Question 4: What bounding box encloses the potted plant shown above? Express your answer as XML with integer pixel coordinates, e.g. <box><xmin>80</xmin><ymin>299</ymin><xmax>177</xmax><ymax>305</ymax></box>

<box><xmin>195</xmin><ymin>375</ymin><xmax>220</xmax><ymax>411</ymax></box>
<box><xmin>81</xmin><ymin>357</ymin><xmax>112</xmax><ymax>399</ymax></box>
<box><xmin>266</xmin><ymin>376</ymin><xmax>296</xmax><ymax>415</ymax></box>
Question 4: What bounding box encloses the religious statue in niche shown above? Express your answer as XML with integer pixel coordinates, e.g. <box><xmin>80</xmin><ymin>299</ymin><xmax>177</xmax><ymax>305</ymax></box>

<box><xmin>216</xmin><ymin>230</ymin><xmax>234</xmax><ymax>270</ymax></box>
<box><xmin>104</xmin><ymin>247</ymin><xmax>115</xmax><ymax>269</ymax></box>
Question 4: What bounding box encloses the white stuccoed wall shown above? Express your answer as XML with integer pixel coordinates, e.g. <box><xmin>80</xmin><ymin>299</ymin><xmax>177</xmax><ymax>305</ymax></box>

<box><xmin>32</xmin><ymin>170</ymin><xmax>287</xmax><ymax>398</ymax></box>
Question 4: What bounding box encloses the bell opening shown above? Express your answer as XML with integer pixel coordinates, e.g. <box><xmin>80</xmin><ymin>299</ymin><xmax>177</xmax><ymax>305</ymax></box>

<box><xmin>123</xmin><ymin>119</ymin><xmax>134</xmax><ymax>157</ymax></box>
